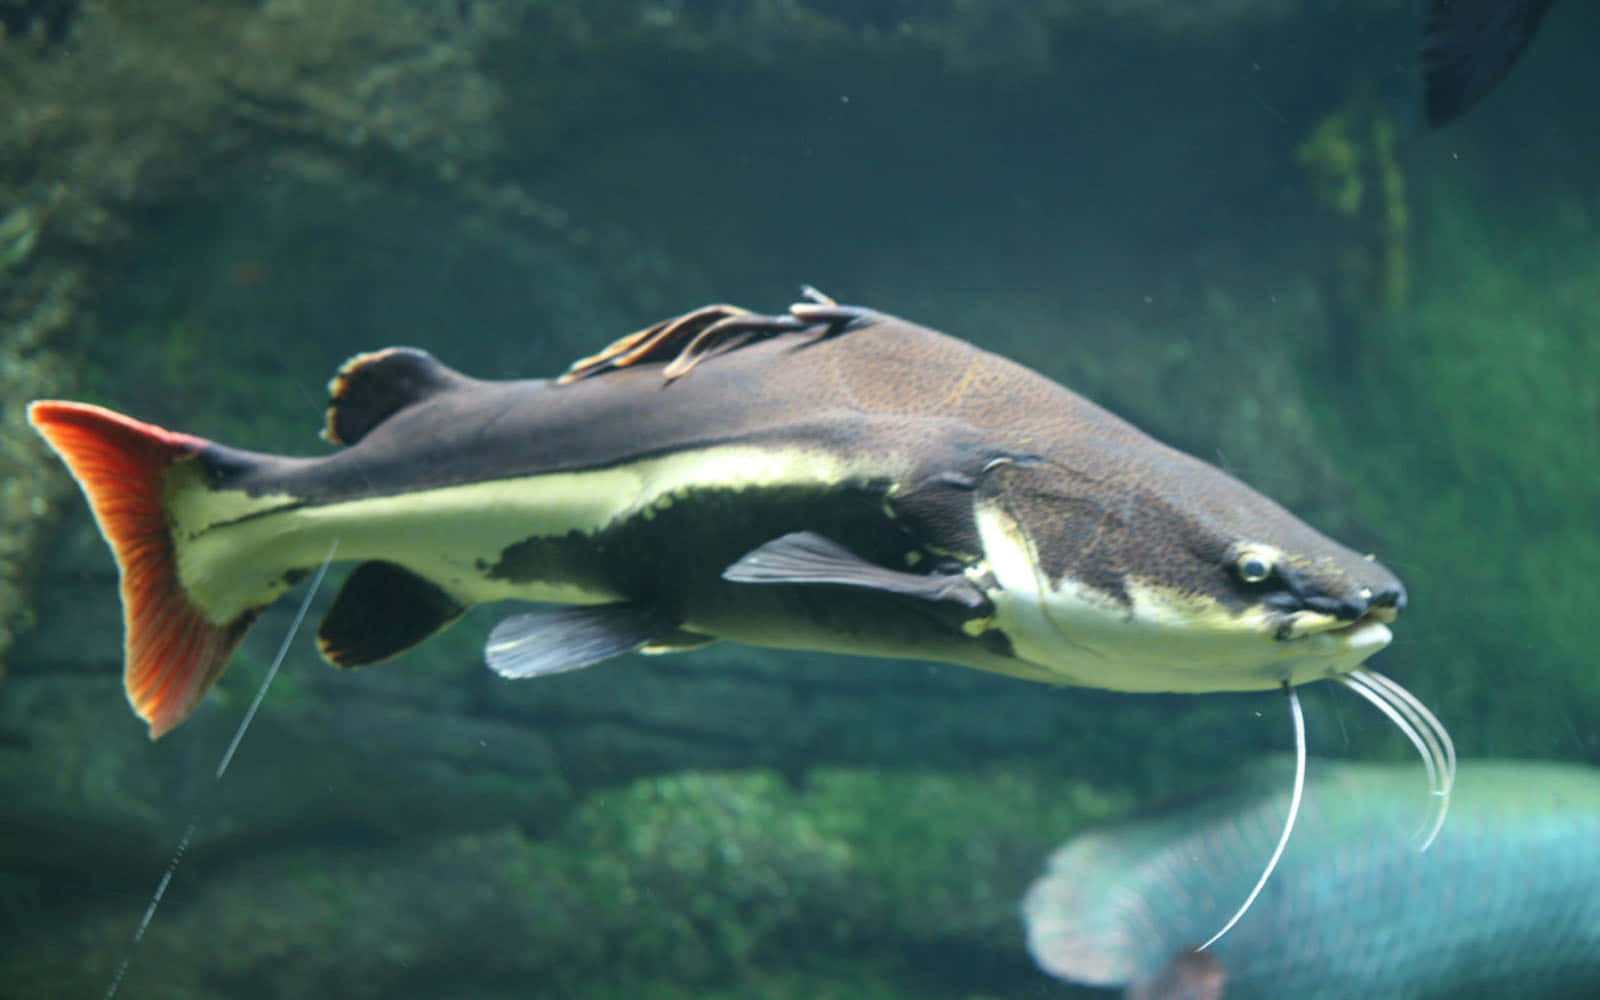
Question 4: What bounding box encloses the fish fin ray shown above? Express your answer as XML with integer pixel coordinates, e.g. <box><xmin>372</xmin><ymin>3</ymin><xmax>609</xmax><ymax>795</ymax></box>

<box><xmin>558</xmin><ymin>293</ymin><xmax>878</xmax><ymax>384</ymax></box>
<box><xmin>485</xmin><ymin>602</ymin><xmax>674</xmax><ymax>679</ymax></box>
<box><xmin>722</xmin><ymin>531</ymin><xmax>987</xmax><ymax>609</ymax></box>
<box><xmin>317</xmin><ymin>560</ymin><xmax>465</xmax><ymax>667</ymax></box>
<box><xmin>559</xmin><ymin>304</ymin><xmax>778</xmax><ymax>383</ymax></box>
<box><xmin>323</xmin><ymin>347</ymin><xmax>475</xmax><ymax>446</ymax></box>
<box><xmin>27</xmin><ymin>400</ymin><xmax>260</xmax><ymax>739</ymax></box>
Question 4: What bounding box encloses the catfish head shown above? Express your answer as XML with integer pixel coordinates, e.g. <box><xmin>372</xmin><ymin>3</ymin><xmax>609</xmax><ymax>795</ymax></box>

<box><xmin>970</xmin><ymin>447</ymin><xmax>1406</xmax><ymax>694</ymax></box>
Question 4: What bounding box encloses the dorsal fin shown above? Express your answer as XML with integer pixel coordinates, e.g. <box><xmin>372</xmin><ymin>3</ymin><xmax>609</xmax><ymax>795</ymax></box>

<box><xmin>322</xmin><ymin>347</ymin><xmax>474</xmax><ymax>446</ymax></box>
<box><xmin>557</xmin><ymin>288</ymin><xmax>878</xmax><ymax>385</ymax></box>
<box><xmin>558</xmin><ymin>304</ymin><xmax>789</xmax><ymax>384</ymax></box>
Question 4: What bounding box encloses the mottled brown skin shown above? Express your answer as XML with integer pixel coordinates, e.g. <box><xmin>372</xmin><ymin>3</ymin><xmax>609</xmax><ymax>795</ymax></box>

<box><xmin>200</xmin><ymin>303</ymin><xmax>1402</xmax><ymax>680</ymax></box>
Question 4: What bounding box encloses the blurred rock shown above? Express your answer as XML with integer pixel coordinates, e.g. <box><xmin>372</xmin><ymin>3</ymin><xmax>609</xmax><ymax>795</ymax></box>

<box><xmin>3</xmin><ymin>1</ymin><xmax>1597</xmax><ymax>997</ymax></box>
<box><xmin>1</xmin><ymin>765</ymin><xmax>1127</xmax><ymax>999</ymax></box>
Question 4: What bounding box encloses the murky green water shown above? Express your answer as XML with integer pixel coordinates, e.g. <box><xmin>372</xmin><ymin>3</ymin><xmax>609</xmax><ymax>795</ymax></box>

<box><xmin>3</xmin><ymin>3</ymin><xmax>1597</xmax><ymax>998</ymax></box>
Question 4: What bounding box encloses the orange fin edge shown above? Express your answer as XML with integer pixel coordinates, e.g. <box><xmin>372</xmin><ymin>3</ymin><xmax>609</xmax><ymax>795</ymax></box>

<box><xmin>28</xmin><ymin>400</ymin><xmax>255</xmax><ymax>739</ymax></box>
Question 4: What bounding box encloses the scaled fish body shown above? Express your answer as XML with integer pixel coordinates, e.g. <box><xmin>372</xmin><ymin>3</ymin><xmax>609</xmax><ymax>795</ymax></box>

<box><xmin>1023</xmin><ymin>759</ymin><xmax>1600</xmax><ymax>1000</ymax></box>
<box><xmin>30</xmin><ymin>295</ymin><xmax>1404</xmax><ymax>738</ymax></box>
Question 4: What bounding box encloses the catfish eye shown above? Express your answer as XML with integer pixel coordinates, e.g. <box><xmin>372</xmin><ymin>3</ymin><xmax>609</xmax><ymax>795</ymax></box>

<box><xmin>1234</xmin><ymin>547</ymin><xmax>1275</xmax><ymax>584</ymax></box>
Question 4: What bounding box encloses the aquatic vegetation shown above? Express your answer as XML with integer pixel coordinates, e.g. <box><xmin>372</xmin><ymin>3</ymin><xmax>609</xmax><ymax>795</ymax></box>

<box><xmin>1296</xmin><ymin>96</ymin><xmax>1411</xmax><ymax>314</ymax></box>
<box><xmin>2</xmin><ymin>765</ymin><xmax>1121</xmax><ymax>998</ymax></box>
<box><xmin>0</xmin><ymin>206</ymin><xmax>40</xmax><ymax>271</ymax></box>
<box><xmin>1322</xmin><ymin>183</ymin><xmax>1600</xmax><ymax>757</ymax></box>
<box><xmin>3</xmin><ymin>2</ymin><xmax>1597</xmax><ymax>997</ymax></box>
<box><xmin>0</xmin><ymin>265</ymin><xmax>76</xmax><ymax>672</ymax></box>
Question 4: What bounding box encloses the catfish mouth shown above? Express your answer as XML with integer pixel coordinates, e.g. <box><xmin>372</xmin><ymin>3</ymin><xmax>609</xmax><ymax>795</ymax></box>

<box><xmin>1259</xmin><ymin>563</ymin><xmax>1407</xmax><ymax>643</ymax></box>
<box><xmin>1276</xmin><ymin>603</ymin><xmax>1399</xmax><ymax>643</ymax></box>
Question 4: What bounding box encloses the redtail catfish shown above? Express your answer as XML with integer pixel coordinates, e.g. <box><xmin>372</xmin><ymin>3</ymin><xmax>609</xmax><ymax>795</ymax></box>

<box><xmin>31</xmin><ymin>291</ymin><xmax>1421</xmax><ymax>751</ymax></box>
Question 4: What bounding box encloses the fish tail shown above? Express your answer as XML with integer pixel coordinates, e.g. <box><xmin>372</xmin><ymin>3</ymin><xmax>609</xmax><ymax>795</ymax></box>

<box><xmin>28</xmin><ymin>401</ymin><xmax>262</xmax><ymax>739</ymax></box>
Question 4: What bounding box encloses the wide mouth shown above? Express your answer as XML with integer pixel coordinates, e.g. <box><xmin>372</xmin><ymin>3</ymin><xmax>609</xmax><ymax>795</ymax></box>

<box><xmin>1326</xmin><ymin>618</ymin><xmax>1394</xmax><ymax>653</ymax></box>
<box><xmin>1281</xmin><ymin>603</ymin><xmax>1398</xmax><ymax>642</ymax></box>
<box><xmin>1331</xmin><ymin>603</ymin><xmax>1399</xmax><ymax>634</ymax></box>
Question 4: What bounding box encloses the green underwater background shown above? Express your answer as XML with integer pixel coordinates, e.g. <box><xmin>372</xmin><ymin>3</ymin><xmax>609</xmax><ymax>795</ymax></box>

<box><xmin>2</xmin><ymin>1</ymin><xmax>1597</xmax><ymax>997</ymax></box>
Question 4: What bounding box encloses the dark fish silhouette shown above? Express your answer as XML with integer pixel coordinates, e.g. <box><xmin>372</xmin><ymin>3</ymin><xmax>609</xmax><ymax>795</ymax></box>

<box><xmin>1422</xmin><ymin>0</ymin><xmax>1558</xmax><ymax>125</ymax></box>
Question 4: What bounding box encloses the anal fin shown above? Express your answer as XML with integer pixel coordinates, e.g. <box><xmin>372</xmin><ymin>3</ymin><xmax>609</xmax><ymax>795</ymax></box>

<box><xmin>486</xmin><ymin>602</ymin><xmax>675</xmax><ymax>679</ymax></box>
<box><xmin>318</xmin><ymin>561</ymin><xmax>465</xmax><ymax>667</ymax></box>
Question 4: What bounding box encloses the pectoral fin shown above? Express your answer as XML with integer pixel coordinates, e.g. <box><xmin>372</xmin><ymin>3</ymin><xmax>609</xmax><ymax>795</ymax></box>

<box><xmin>723</xmin><ymin>531</ymin><xmax>987</xmax><ymax>609</ymax></box>
<box><xmin>485</xmin><ymin>602</ymin><xmax>675</xmax><ymax>679</ymax></box>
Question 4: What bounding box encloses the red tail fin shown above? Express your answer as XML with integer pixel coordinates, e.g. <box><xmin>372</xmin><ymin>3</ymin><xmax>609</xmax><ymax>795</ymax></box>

<box><xmin>28</xmin><ymin>401</ymin><xmax>258</xmax><ymax>739</ymax></box>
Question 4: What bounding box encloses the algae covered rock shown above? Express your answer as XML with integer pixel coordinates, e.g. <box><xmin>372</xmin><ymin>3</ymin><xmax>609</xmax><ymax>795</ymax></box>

<box><xmin>3</xmin><ymin>765</ymin><xmax>1124</xmax><ymax>999</ymax></box>
<box><xmin>2</xmin><ymin>1</ymin><xmax>1598</xmax><ymax>997</ymax></box>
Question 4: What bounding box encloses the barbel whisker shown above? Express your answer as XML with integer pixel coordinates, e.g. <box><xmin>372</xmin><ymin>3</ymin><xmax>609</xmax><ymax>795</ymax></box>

<box><xmin>1350</xmin><ymin>667</ymin><xmax>1454</xmax><ymax>821</ymax></box>
<box><xmin>1361</xmin><ymin>668</ymin><xmax>1457</xmax><ymax>795</ymax></box>
<box><xmin>1339</xmin><ymin>672</ymin><xmax>1439</xmax><ymax>797</ymax></box>
<box><xmin>1337</xmin><ymin>668</ymin><xmax>1454</xmax><ymax>850</ymax></box>
<box><xmin>1198</xmin><ymin>680</ymin><xmax>1305</xmax><ymax>951</ymax></box>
